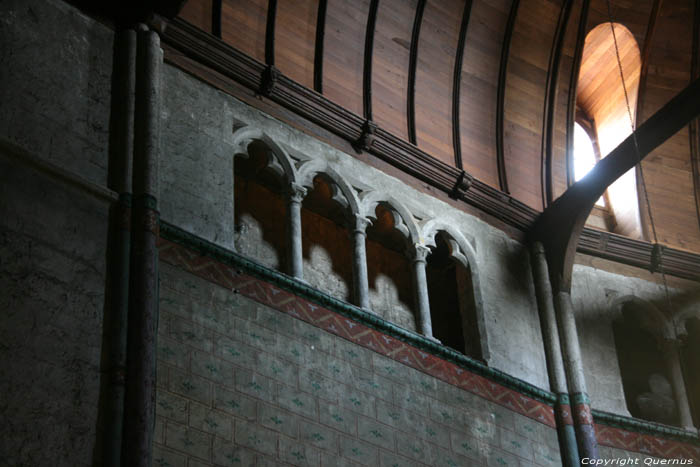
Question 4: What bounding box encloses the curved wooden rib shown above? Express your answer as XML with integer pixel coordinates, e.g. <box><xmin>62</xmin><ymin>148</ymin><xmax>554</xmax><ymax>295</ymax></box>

<box><xmin>452</xmin><ymin>0</ymin><xmax>473</xmax><ymax>170</ymax></box>
<box><xmin>212</xmin><ymin>0</ymin><xmax>221</xmax><ymax>38</ymax></box>
<box><xmin>264</xmin><ymin>0</ymin><xmax>277</xmax><ymax>65</ymax></box>
<box><xmin>363</xmin><ymin>0</ymin><xmax>379</xmax><ymax>120</ymax></box>
<box><xmin>496</xmin><ymin>0</ymin><xmax>519</xmax><ymax>194</ymax></box>
<box><xmin>314</xmin><ymin>0</ymin><xmax>327</xmax><ymax>93</ymax></box>
<box><xmin>407</xmin><ymin>0</ymin><xmax>426</xmax><ymax>145</ymax></box>
<box><xmin>542</xmin><ymin>0</ymin><xmax>573</xmax><ymax>208</ymax></box>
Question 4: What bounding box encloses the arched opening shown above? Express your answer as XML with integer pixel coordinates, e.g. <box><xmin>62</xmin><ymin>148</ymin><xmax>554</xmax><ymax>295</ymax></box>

<box><xmin>234</xmin><ymin>140</ymin><xmax>288</xmax><ymax>271</ymax></box>
<box><xmin>425</xmin><ymin>232</ymin><xmax>482</xmax><ymax>359</ymax></box>
<box><xmin>613</xmin><ymin>302</ymin><xmax>677</xmax><ymax>425</ymax></box>
<box><xmin>574</xmin><ymin>22</ymin><xmax>643</xmax><ymax>238</ymax></box>
<box><xmin>365</xmin><ymin>204</ymin><xmax>417</xmax><ymax>331</ymax></box>
<box><xmin>301</xmin><ymin>175</ymin><xmax>354</xmax><ymax>302</ymax></box>
<box><xmin>426</xmin><ymin>233</ymin><xmax>464</xmax><ymax>352</ymax></box>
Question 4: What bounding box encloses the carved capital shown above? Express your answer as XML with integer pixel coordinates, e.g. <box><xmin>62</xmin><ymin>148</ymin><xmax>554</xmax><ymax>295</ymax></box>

<box><xmin>353</xmin><ymin>120</ymin><xmax>378</xmax><ymax>153</ymax></box>
<box><xmin>287</xmin><ymin>183</ymin><xmax>307</xmax><ymax>204</ymax></box>
<box><xmin>531</xmin><ymin>241</ymin><xmax>546</xmax><ymax>257</ymax></box>
<box><xmin>650</xmin><ymin>243</ymin><xmax>665</xmax><ymax>273</ymax></box>
<box><xmin>409</xmin><ymin>243</ymin><xmax>431</xmax><ymax>263</ymax></box>
<box><xmin>352</xmin><ymin>214</ymin><xmax>372</xmax><ymax>235</ymax></box>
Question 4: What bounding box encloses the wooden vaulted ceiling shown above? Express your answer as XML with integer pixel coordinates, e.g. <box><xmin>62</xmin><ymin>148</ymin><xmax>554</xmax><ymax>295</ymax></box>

<box><xmin>178</xmin><ymin>0</ymin><xmax>700</xmax><ymax>254</ymax></box>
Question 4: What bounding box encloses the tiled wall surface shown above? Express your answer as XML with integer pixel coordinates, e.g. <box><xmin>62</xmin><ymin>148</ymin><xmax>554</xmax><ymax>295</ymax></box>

<box><xmin>154</xmin><ymin>262</ymin><xmax>561</xmax><ymax>467</ymax></box>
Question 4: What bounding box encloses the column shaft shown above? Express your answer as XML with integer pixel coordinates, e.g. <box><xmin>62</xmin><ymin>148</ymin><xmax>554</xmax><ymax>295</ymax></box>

<box><xmin>351</xmin><ymin>216</ymin><xmax>370</xmax><ymax>309</ymax></box>
<box><xmin>555</xmin><ymin>290</ymin><xmax>598</xmax><ymax>460</ymax></box>
<box><xmin>411</xmin><ymin>244</ymin><xmax>433</xmax><ymax>338</ymax></box>
<box><xmin>663</xmin><ymin>341</ymin><xmax>695</xmax><ymax>429</ymax></box>
<box><xmin>104</xmin><ymin>27</ymin><xmax>136</xmax><ymax>467</ymax></box>
<box><xmin>122</xmin><ymin>27</ymin><xmax>162</xmax><ymax>467</ymax></box>
<box><xmin>287</xmin><ymin>184</ymin><xmax>306</xmax><ymax>279</ymax></box>
<box><xmin>530</xmin><ymin>243</ymin><xmax>579</xmax><ymax>466</ymax></box>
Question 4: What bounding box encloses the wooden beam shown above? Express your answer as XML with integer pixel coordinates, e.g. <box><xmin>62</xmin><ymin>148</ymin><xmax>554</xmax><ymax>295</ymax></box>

<box><xmin>407</xmin><ymin>0</ymin><xmax>426</xmax><ymax>145</ymax></box>
<box><xmin>363</xmin><ymin>0</ymin><xmax>380</xmax><ymax>121</ymax></box>
<box><xmin>496</xmin><ymin>0</ymin><xmax>519</xmax><ymax>194</ymax></box>
<box><xmin>531</xmin><ymin>76</ymin><xmax>700</xmax><ymax>291</ymax></box>
<box><xmin>542</xmin><ymin>0</ymin><xmax>573</xmax><ymax>207</ymax></box>
<box><xmin>690</xmin><ymin>0</ymin><xmax>700</xmax><ymax>231</ymax></box>
<box><xmin>314</xmin><ymin>0</ymin><xmax>327</xmax><ymax>93</ymax></box>
<box><xmin>452</xmin><ymin>0</ymin><xmax>473</xmax><ymax>170</ymax></box>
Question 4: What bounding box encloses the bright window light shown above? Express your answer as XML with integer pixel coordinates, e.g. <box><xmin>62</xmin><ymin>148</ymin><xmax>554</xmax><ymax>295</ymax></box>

<box><xmin>573</xmin><ymin>122</ymin><xmax>605</xmax><ymax>207</ymax></box>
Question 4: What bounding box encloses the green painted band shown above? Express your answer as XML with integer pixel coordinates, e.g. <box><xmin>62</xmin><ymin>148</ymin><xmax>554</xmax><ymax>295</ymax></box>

<box><xmin>592</xmin><ymin>409</ymin><xmax>700</xmax><ymax>445</ymax></box>
<box><xmin>556</xmin><ymin>393</ymin><xmax>570</xmax><ymax>405</ymax></box>
<box><xmin>570</xmin><ymin>392</ymin><xmax>590</xmax><ymax>406</ymax></box>
<box><xmin>160</xmin><ymin>221</ymin><xmax>558</xmax><ymax>405</ymax></box>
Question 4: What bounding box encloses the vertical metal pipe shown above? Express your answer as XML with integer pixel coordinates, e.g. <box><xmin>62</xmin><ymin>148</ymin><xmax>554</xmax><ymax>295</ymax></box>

<box><xmin>555</xmin><ymin>290</ymin><xmax>598</xmax><ymax>460</ymax></box>
<box><xmin>410</xmin><ymin>244</ymin><xmax>433</xmax><ymax>339</ymax></box>
<box><xmin>104</xmin><ymin>26</ymin><xmax>137</xmax><ymax>467</ymax></box>
<box><xmin>287</xmin><ymin>184</ymin><xmax>306</xmax><ymax>280</ymax></box>
<box><xmin>351</xmin><ymin>215</ymin><xmax>371</xmax><ymax>310</ymax></box>
<box><xmin>122</xmin><ymin>25</ymin><xmax>162</xmax><ymax>467</ymax></box>
<box><xmin>531</xmin><ymin>243</ymin><xmax>579</xmax><ymax>466</ymax></box>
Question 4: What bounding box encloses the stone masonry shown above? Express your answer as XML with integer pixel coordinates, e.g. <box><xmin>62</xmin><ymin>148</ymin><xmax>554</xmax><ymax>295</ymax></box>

<box><xmin>154</xmin><ymin>262</ymin><xmax>561</xmax><ymax>467</ymax></box>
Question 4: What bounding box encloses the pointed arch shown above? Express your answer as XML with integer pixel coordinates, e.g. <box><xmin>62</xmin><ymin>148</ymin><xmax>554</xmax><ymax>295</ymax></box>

<box><xmin>610</xmin><ymin>295</ymin><xmax>674</xmax><ymax>341</ymax></box>
<box><xmin>297</xmin><ymin>160</ymin><xmax>361</xmax><ymax>216</ymax></box>
<box><xmin>231</xmin><ymin>125</ymin><xmax>298</xmax><ymax>184</ymax></box>
<box><xmin>359</xmin><ymin>191</ymin><xmax>420</xmax><ymax>245</ymax></box>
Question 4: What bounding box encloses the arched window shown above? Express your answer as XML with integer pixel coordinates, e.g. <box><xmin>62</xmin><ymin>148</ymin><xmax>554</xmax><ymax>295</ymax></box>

<box><xmin>574</xmin><ymin>22</ymin><xmax>644</xmax><ymax>238</ymax></box>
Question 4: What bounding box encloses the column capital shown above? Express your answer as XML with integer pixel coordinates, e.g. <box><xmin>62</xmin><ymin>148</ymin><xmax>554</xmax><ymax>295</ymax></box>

<box><xmin>351</xmin><ymin>214</ymin><xmax>372</xmax><ymax>234</ymax></box>
<box><xmin>409</xmin><ymin>243</ymin><xmax>431</xmax><ymax>263</ymax></box>
<box><xmin>531</xmin><ymin>241</ymin><xmax>546</xmax><ymax>257</ymax></box>
<box><xmin>287</xmin><ymin>183</ymin><xmax>307</xmax><ymax>203</ymax></box>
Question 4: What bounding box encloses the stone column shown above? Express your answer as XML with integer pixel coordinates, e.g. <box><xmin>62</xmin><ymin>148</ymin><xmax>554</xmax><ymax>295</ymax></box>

<box><xmin>104</xmin><ymin>26</ymin><xmax>137</xmax><ymax>467</ymax></box>
<box><xmin>530</xmin><ymin>243</ymin><xmax>579</xmax><ymax>466</ymax></box>
<box><xmin>287</xmin><ymin>183</ymin><xmax>307</xmax><ymax>280</ymax></box>
<box><xmin>122</xmin><ymin>25</ymin><xmax>162</xmax><ymax>467</ymax></box>
<box><xmin>661</xmin><ymin>338</ymin><xmax>695</xmax><ymax>429</ymax></box>
<box><xmin>351</xmin><ymin>214</ymin><xmax>371</xmax><ymax>310</ymax></box>
<box><xmin>555</xmin><ymin>290</ymin><xmax>598</xmax><ymax>460</ymax></box>
<box><xmin>410</xmin><ymin>243</ymin><xmax>434</xmax><ymax>339</ymax></box>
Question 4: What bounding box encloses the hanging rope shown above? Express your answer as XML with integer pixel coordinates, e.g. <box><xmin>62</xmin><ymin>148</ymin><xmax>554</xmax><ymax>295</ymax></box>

<box><xmin>604</xmin><ymin>0</ymin><xmax>672</xmax><ymax>309</ymax></box>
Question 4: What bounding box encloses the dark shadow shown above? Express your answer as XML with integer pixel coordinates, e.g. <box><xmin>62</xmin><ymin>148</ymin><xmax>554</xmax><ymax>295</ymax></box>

<box><xmin>681</xmin><ymin>317</ymin><xmax>700</xmax><ymax>426</ymax></box>
<box><xmin>234</xmin><ymin>141</ymin><xmax>287</xmax><ymax>271</ymax></box>
<box><xmin>613</xmin><ymin>303</ymin><xmax>677</xmax><ymax>426</ymax></box>
<box><xmin>301</xmin><ymin>175</ymin><xmax>353</xmax><ymax>302</ymax></box>
<box><xmin>426</xmin><ymin>234</ymin><xmax>465</xmax><ymax>353</ymax></box>
<box><xmin>365</xmin><ymin>204</ymin><xmax>415</xmax><ymax>326</ymax></box>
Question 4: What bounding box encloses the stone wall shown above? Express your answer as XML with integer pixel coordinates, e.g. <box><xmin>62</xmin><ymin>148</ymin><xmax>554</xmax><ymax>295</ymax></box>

<box><xmin>155</xmin><ymin>260</ymin><xmax>562</xmax><ymax>467</ymax></box>
<box><xmin>571</xmin><ymin>258</ymin><xmax>700</xmax><ymax>416</ymax></box>
<box><xmin>159</xmin><ymin>64</ymin><xmax>550</xmax><ymax>390</ymax></box>
<box><xmin>0</xmin><ymin>0</ymin><xmax>113</xmax><ymax>465</ymax></box>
